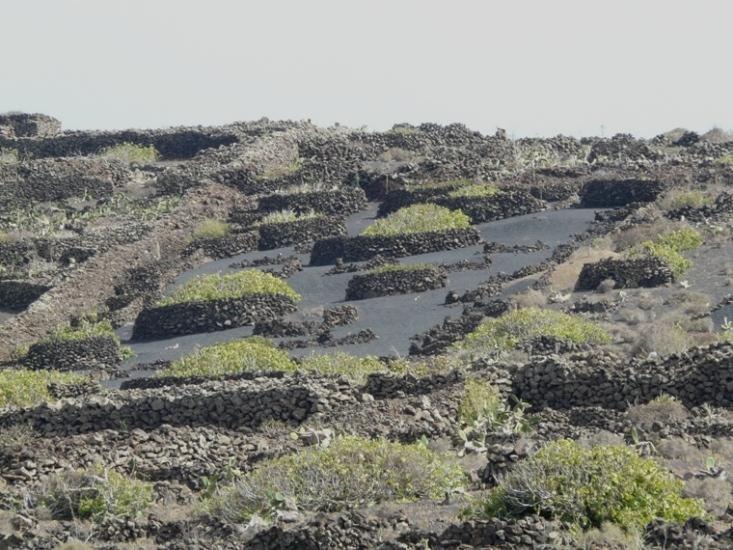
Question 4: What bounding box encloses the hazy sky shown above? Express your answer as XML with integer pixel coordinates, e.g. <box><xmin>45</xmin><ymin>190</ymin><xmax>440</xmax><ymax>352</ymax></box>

<box><xmin>3</xmin><ymin>1</ymin><xmax>732</xmax><ymax>137</ymax></box>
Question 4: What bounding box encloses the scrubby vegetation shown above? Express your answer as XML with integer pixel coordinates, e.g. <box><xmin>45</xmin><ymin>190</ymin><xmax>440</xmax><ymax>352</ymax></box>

<box><xmin>447</xmin><ymin>183</ymin><xmax>500</xmax><ymax>198</ymax></box>
<box><xmin>0</xmin><ymin>147</ymin><xmax>19</xmax><ymax>164</ymax></box>
<box><xmin>404</xmin><ymin>179</ymin><xmax>473</xmax><ymax>191</ymax></box>
<box><xmin>662</xmin><ymin>189</ymin><xmax>714</xmax><ymax>210</ymax></box>
<box><xmin>256</xmin><ymin>209</ymin><xmax>321</xmax><ymax>226</ymax></box>
<box><xmin>157</xmin><ymin>270</ymin><xmax>301</xmax><ymax>306</ymax></box>
<box><xmin>192</xmin><ymin>219</ymin><xmax>230</xmax><ymax>240</ymax></box>
<box><xmin>467</xmin><ymin>439</ymin><xmax>705</xmax><ymax>532</ymax></box>
<box><xmin>458</xmin><ymin>379</ymin><xmax>531</xmax><ymax>440</ymax></box>
<box><xmin>98</xmin><ymin>142</ymin><xmax>160</xmax><ymax>163</ymax></box>
<box><xmin>370</xmin><ymin>262</ymin><xmax>433</xmax><ymax>274</ymax></box>
<box><xmin>260</xmin><ymin>158</ymin><xmax>302</xmax><ymax>179</ymax></box>
<box><xmin>0</xmin><ymin>368</ymin><xmax>87</xmax><ymax>408</ymax></box>
<box><xmin>159</xmin><ymin>338</ymin><xmax>295</xmax><ymax>379</ymax></box>
<box><xmin>453</xmin><ymin>307</ymin><xmax>610</xmax><ymax>355</ymax></box>
<box><xmin>207</xmin><ymin>436</ymin><xmax>466</xmax><ymax>522</ymax></box>
<box><xmin>362</xmin><ymin>204</ymin><xmax>470</xmax><ymax>237</ymax></box>
<box><xmin>40</xmin><ymin>466</ymin><xmax>153</xmax><ymax>521</ymax></box>
<box><xmin>630</xmin><ymin>227</ymin><xmax>703</xmax><ymax>278</ymax></box>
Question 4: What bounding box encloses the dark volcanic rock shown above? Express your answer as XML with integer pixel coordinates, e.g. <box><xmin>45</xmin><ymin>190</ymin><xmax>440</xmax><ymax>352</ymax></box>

<box><xmin>132</xmin><ymin>294</ymin><xmax>298</xmax><ymax>340</ymax></box>
<box><xmin>580</xmin><ymin>178</ymin><xmax>665</xmax><ymax>207</ymax></box>
<box><xmin>575</xmin><ymin>256</ymin><xmax>674</xmax><ymax>290</ymax></box>
<box><xmin>23</xmin><ymin>335</ymin><xmax>122</xmax><ymax>371</ymax></box>
<box><xmin>345</xmin><ymin>266</ymin><xmax>447</xmax><ymax>300</ymax></box>
<box><xmin>310</xmin><ymin>228</ymin><xmax>480</xmax><ymax>265</ymax></box>
<box><xmin>258</xmin><ymin>217</ymin><xmax>346</xmax><ymax>250</ymax></box>
<box><xmin>257</xmin><ymin>186</ymin><xmax>367</xmax><ymax>216</ymax></box>
<box><xmin>0</xmin><ymin>280</ymin><xmax>49</xmax><ymax>311</ymax></box>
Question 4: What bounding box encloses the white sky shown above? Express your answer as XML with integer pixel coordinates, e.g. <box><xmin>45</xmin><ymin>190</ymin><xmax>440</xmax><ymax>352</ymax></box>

<box><xmin>3</xmin><ymin>0</ymin><xmax>732</xmax><ymax>137</ymax></box>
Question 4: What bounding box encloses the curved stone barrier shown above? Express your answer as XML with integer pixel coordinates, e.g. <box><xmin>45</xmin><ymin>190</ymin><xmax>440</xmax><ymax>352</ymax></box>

<box><xmin>0</xmin><ymin>280</ymin><xmax>50</xmax><ymax>311</ymax></box>
<box><xmin>377</xmin><ymin>186</ymin><xmax>466</xmax><ymax>217</ymax></box>
<box><xmin>257</xmin><ymin>217</ymin><xmax>346</xmax><ymax>250</ymax></box>
<box><xmin>23</xmin><ymin>335</ymin><xmax>122</xmax><ymax>371</ymax></box>
<box><xmin>184</xmin><ymin>231</ymin><xmax>258</xmax><ymax>259</ymax></box>
<box><xmin>580</xmin><ymin>178</ymin><xmax>665</xmax><ymax>207</ymax></box>
<box><xmin>310</xmin><ymin>228</ymin><xmax>480</xmax><ymax>265</ymax></box>
<box><xmin>132</xmin><ymin>294</ymin><xmax>298</xmax><ymax>340</ymax></box>
<box><xmin>434</xmin><ymin>190</ymin><xmax>545</xmax><ymax>223</ymax></box>
<box><xmin>0</xmin><ymin>377</ymin><xmax>354</xmax><ymax>436</ymax></box>
<box><xmin>257</xmin><ymin>187</ymin><xmax>367</xmax><ymax>216</ymax></box>
<box><xmin>575</xmin><ymin>257</ymin><xmax>674</xmax><ymax>290</ymax></box>
<box><xmin>345</xmin><ymin>266</ymin><xmax>447</xmax><ymax>300</ymax></box>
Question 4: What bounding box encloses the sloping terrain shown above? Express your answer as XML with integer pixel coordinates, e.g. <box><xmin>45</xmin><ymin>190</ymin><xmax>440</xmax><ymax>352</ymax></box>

<box><xmin>2</xmin><ymin>115</ymin><xmax>733</xmax><ymax>549</ymax></box>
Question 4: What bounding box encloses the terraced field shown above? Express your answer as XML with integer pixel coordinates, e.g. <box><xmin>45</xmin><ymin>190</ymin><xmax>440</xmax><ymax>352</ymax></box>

<box><xmin>2</xmin><ymin>114</ymin><xmax>733</xmax><ymax>549</ymax></box>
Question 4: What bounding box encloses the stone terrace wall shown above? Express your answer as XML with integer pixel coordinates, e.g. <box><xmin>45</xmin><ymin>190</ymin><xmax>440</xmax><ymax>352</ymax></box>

<box><xmin>0</xmin><ymin>128</ymin><xmax>238</xmax><ymax>160</ymax></box>
<box><xmin>0</xmin><ymin>113</ymin><xmax>61</xmax><ymax>138</ymax></box>
<box><xmin>580</xmin><ymin>178</ymin><xmax>665</xmax><ymax>207</ymax></box>
<box><xmin>0</xmin><ymin>280</ymin><xmax>50</xmax><ymax>311</ymax></box>
<box><xmin>575</xmin><ymin>256</ymin><xmax>674</xmax><ymax>290</ymax></box>
<box><xmin>132</xmin><ymin>294</ymin><xmax>298</xmax><ymax>340</ymax></box>
<box><xmin>310</xmin><ymin>228</ymin><xmax>480</xmax><ymax>265</ymax></box>
<box><xmin>23</xmin><ymin>336</ymin><xmax>121</xmax><ymax>371</ymax></box>
<box><xmin>345</xmin><ymin>266</ymin><xmax>447</xmax><ymax>300</ymax></box>
<box><xmin>0</xmin><ymin>377</ymin><xmax>356</xmax><ymax>436</ymax></box>
<box><xmin>377</xmin><ymin>186</ymin><xmax>465</xmax><ymax>216</ymax></box>
<box><xmin>184</xmin><ymin>232</ymin><xmax>259</xmax><ymax>259</ymax></box>
<box><xmin>257</xmin><ymin>187</ymin><xmax>367</xmax><ymax>216</ymax></box>
<box><xmin>513</xmin><ymin>343</ymin><xmax>733</xmax><ymax>410</ymax></box>
<box><xmin>258</xmin><ymin>217</ymin><xmax>346</xmax><ymax>250</ymax></box>
<box><xmin>434</xmin><ymin>190</ymin><xmax>545</xmax><ymax>223</ymax></box>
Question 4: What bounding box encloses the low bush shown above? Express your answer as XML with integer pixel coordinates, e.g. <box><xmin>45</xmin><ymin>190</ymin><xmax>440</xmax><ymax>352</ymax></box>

<box><xmin>362</xmin><ymin>204</ymin><xmax>470</xmax><ymax>237</ymax></box>
<box><xmin>662</xmin><ymin>190</ymin><xmax>714</xmax><ymax>210</ymax></box>
<box><xmin>40</xmin><ymin>466</ymin><xmax>153</xmax><ymax>521</ymax></box>
<box><xmin>98</xmin><ymin>142</ymin><xmax>160</xmax><ymax>163</ymax></box>
<box><xmin>207</xmin><ymin>436</ymin><xmax>466</xmax><ymax>522</ymax></box>
<box><xmin>370</xmin><ymin>262</ymin><xmax>433</xmax><ymax>274</ymax></box>
<box><xmin>467</xmin><ymin>439</ymin><xmax>704</xmax><ymax>532</ymax></box>
<box><xmin>630</xmin><ymin>227</ymin><xmax>703</xmax><ymax>278</ymax></box>
<box><xmin>404</xmin><ymin>179</ymin><xmax>473</xmax><ymax>191</ymax></box>
<box><xmin>0</xmin><ymin>148</ymin><xmax>19</xmax><ymax>164</ymax></box>
<box><xmin>192</xmin><ymin>219</ymin><xmax>230</xmax><ymax>240</ymax></box>
<box><xmin>256</xmin><ymin>209</ymin><xmax>321</xmax><ymax>226</ymax></box>
<box><xmin>458</xmin><ymin>379</ymin><xmax>531</xmax><ymax>439</ymax></box>
<box><xmin>0</xmin><ymin>369</ymin><xmax>87</xmax><ymax>408</ymax></box>
<box><xmin>261</xmin><ymin>158</ymin><xmax>302</xmax><ymax>179</ymax></box>
<box><xmin>157</xmin><ymin>269</ymin><xmax>301</xmax><ymax>306</ymax></box>
<box><xmin>159</xmin><ymin>338</ymin><xmax>296</xmax><ymax>379</ymax></box>
<box><xmin>626</xmin><ymin>394</ymin><xmax>690</xmax><ymax>430</ymax></box>
<box><xmin>453</xmin><ymin>307</ymin><xmax>610</xmax><ymax>355</ymax></box>
<box><xmin>447</xmin><ymin>183</ymin><xmax>500</xmax><ymax>199</ymax></box>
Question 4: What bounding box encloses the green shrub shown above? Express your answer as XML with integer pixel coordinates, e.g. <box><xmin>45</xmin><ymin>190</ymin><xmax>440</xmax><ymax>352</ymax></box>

<box><xmin>362</xmin><ymin>204</ymin><xmax>470</xmax><ymax>237</ymax></box>
<box><xmin>667</xmin><ymin>191</ymin><xmax>714</xmax><ymax>210</ymax></box>
<box><xmin>404</xmin><ymin>179</ymin><xmax>472</xmax><ymax>191</ymax></box>
<box><xmin>192</xmin><ymin>219</ymin><xmax>230</xmax><ymax>240</ymax></box>
<box><xmin>458</xmin><ymin>379</ymin><xmax>530</xmax><ymax>438</ymax></box>
<box><xmin>159</xmin><ymin>338</ymin><xmax>296</xmax><ymax>379</ymax></box>
<box><xmin>256</xmin><ymin>209</ymin><xmax>321</xmax><ymax>226</ymax></box>
<box><xmin>0</xmin><ymin>369</ymin><xmax>87</xmax><ymax>408</ymax></box>
<box><xmin>468</xmin><ymin>439</ymin><xmax>704</xmax><ymax>532</ymax></box>
<box><xmin>453</xmin><ymin>307</ymin><xmax>610</xmax><ymax>355</ymax></box>
<box><xmin>98</xmin><ymin>142</ymin><xmax>160</xmax><ymax>163</ymax></box>
<box><xmin>630</xmin><ymin>228</ymin><xmax>702</xmax><ymax>279</ymax></box>
<box><xmin>716</xmin><ymin>153</ymin><xmax>733</xmax><ymax>166</ymax></box>
<box><xmin>158</xmin><ymin>269</ymin><xmax>301</xmax><ymax>306</ymax></box>
<box><xmin>261</xmin><ymin>158</ymin><xmax>302</xmax><ymax>179</ymax></box>
<box><xmin>448</xmin><ymin>184</ymin><xmax>500</xmax><ymax>199</ymax></box>
<box><xmin>41</xmin><ymin>466</ymin><xmax>153</xmax><ymax>521</ymax></box>
<box><xmin>370</xmin><ymin>263</ymin><xmax>432</xmax><ymax>274</ymax></box>
<box><xmin>207</xmin><ymin>436</ymin><xmax>466</xmax><ymax>522</ymax></box>
<box><xmin>0</xmin><ymin>148</ymin><xmax>19</xmax><ymax>165</ymax></box>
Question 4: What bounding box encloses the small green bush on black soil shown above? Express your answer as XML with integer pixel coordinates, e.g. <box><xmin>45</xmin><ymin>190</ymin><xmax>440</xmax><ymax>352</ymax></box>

<box><xmin>362</xmin><ymin>204</ymin><xmax>470</xmax><ymax>237</ymax></box>
<box><xmin>452</xmin><ymin>307</ymin><xmax>610</xmax><ymax>356</ymax></box>
<box><xmin>41</xmin><ymin>466</ymin><xmax>153</xmax><ymax>521</ymax></box>
<box><xmin>98</xmin><ymin>142</ymin><xmax>160</xmax><ymax>163</ymax></box>
<box><xmin>448</xmin><ymin>184</ymin><xmax>500</xmax><ymax>199</ymax></box>
<box><xmin>370</xmin><ymin>263</ymin><xmax>433</xmax><ymax>274</ymax></box>
<box><xmin>466</xmin><ymin>439</ymin><xmax>704</xmax><ymax>532</ymax></box>
<box><xmin>665</xmin><ymin>190</ymin><xmax>714</xmax><ymax>210</ymax></box>
<box><xmin>0</xmin><ymin>369</ymin><xmax>86</xmax><ymax>408</ymax></box>
<box><xmin>207</xmin><ymin>436</ymin><xmax>466</xmax><ymax>522</ymax></box>
<box><xmin>458</xmin><ymin>379</ymin><xmax>531</xmax><ymax>439</ymax></box>
<box><xmin>630</xmin><ymin>227</ymin><xmax>703</xmax><ymax>278</ymax></box>
<box><xmin>157</xmin><ymin>269</ymin><xmax>301</xmax><ymax>306</ymax></box>
<box><xmin>159</xmin><ymin>338</ymin><xmax>295</xmax><ymax>379</ymax></box>
<box><xmin>0</xmin><ymin>148</ymin><xmax>19</xmax><ymax>164</ymax></box>
<box><xmin>192</xmin><ymin>219</ymin><xmax>230</xmax><ymax>240</ymax></box>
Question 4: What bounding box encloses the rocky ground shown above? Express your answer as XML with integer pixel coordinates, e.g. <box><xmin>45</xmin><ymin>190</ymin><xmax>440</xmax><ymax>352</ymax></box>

<box><xmin>2</xmin><ymin>114</ymin><xmax>733</xmax><ymax>548</ymax></box>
